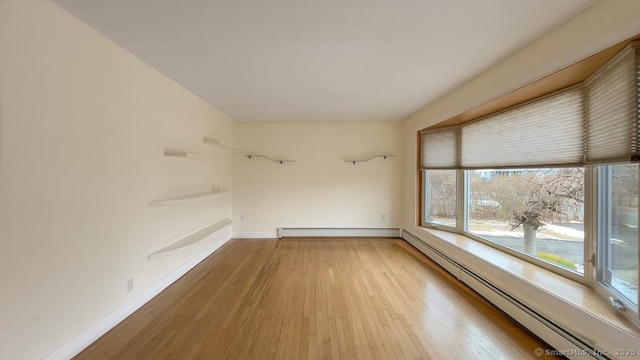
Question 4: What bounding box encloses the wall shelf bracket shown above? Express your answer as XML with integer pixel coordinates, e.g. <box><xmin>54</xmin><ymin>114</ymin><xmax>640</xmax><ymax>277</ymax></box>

<box><xmin>245</xmin><ymin>154</ymin><xmax>295</xmax><ymax>164</ymax></box>
<box><xmin>345</xmin><ymin>155</ymin><xmax>397</xmax><ymax>164</ymax></box>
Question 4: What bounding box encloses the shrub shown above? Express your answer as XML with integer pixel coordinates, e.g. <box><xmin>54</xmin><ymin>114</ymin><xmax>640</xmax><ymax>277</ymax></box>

<box><xmin>536</xmin><ymin>253</ymin><xmax>578</xmax><ymax>271</ymax></box>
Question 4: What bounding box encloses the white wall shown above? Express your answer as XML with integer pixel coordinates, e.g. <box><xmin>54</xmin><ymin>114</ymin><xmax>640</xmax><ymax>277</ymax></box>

<box><xmin>232</xmin><ymin>122</ymin><xmax>402</xmax><ymax>237</ymax></box>
<box><xmin>5</xmin><ymin>0</ymin><xmax>639</xmax><ymax>358</ymax></box>
<box><xmin>0</xmin><ymin>1</ymin><xmax>233</xmax><ymax>359</ymax></box>
<box><xmin>402</xmin><ymin>0</ymin><xmax>640</xmax><ymax>231</ymax></box>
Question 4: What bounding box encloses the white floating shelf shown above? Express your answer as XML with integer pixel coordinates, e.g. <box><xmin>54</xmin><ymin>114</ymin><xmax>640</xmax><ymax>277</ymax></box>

<box><xmin>164</xmin><ymin>150</ymin><xmax>205</xmax><ymax>160</ymax></box>
<box><xmin>148</xmin><ymin>218</ymin><xmax>232</xmax><ymax>259</ymax></box>
<box><xmin>148</xmin><ymin>188</ymin><xmax>229</xmax><ymax>206</ymax></box>
<box><xmin>345</xmin><ymin>155</ymin><xmax>397</xmax><ymax>164</ymax></box>
<box><xmin>203</xmin><ymin>137</ymin><xmax>237</xmax><ymax>150</ymax></box>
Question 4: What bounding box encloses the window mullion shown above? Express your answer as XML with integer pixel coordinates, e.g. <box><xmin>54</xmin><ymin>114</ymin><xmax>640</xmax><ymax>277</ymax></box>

<box><xmin>637</xmin><ymin>164</ymin><xmax>640</xmax><ymax>315</ymax></box>
<box><xmin>584</xmin><ymin>166</ymin><xmax>596</xmax><ymax>285</ymax></box>
<box><xmin>421</xmin><ymin>170</ymin><xmax>428</xmax><ymax>226</ymax></box>
<box><xmin>456</xmin><ymin>169</ymin><xmax>466</xmax><ymax>234</ymax></box>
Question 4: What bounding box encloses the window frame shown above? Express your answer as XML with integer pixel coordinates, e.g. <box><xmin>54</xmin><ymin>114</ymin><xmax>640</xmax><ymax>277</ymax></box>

<box><xmin>420</xmin><ymin>165</ymin><xmax>640</xmax><ymax>325</ymax></box>
<box><xmin>422</xmin><ymin>167</ymin><xmax>592</xmax><ymax>285</ymax></box>
<box><xmin>593</xmin><ymin>165</ymin><xmax>640</xmax><ymax>328</ymax></box>
<box><xmin>467</xmin><ymin>168</ymin><xmax>592</xmax><ymax>285</ymax></box>
<box><xmin>421</xmin><ymin>169</ymin><xmax>458</xmax><ymax>231</ymax></box>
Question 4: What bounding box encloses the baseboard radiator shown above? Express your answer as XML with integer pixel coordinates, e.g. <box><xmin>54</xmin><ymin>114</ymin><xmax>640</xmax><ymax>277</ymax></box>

<box><xmin>277</xmin><ymin>227</ymin><xmax>401</xmax><ymax>238</ymax></box>
<box><xmin>401</xmin><ymin>230</ymin><xmax>609</xmax><ymax>360</ymax></box>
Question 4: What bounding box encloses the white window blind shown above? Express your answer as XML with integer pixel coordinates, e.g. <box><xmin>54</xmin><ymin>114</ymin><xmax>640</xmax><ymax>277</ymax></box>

<box><xmin>420</xmin><ymin>42</ymin><xmax>640</xmax><ymax>170</ymax></box>
<box><xmin>461</xmin><ymin>89</ymin><xmax>584</xmax><ymax>168</ymax></box>
<box><xmin>585</xmin><ymin>46</ymin><xmax>639</xmax><ymax>164</ymax></box>
<box><xmin>420</xmin><ymin>126</ymin><xmax>459</xmax><ymax>169</ymax></box>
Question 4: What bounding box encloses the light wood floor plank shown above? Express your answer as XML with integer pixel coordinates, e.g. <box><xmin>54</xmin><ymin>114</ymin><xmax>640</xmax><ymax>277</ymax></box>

<box><xmin>75</xmin><ymin>238</ymin><xmax>560</xmax><ymax>359</ymax></box>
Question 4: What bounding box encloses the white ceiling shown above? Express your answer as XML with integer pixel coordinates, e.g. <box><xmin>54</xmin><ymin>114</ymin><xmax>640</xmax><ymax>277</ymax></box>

<box><xmin>52</xmin><ymin>0</ymin><xmax>594</xmax><ymax>122</ymax></box>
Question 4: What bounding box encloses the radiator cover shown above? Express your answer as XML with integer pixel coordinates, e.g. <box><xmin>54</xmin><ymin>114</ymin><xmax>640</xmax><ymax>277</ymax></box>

<box><xmin>277</xmin><ymin>227</ymin><xmax>401</xmax><ymax>238</ymax></box>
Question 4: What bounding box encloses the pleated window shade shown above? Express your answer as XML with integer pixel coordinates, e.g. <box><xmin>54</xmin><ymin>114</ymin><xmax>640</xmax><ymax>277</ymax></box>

<box><xmin>420</xmin><ymin>42</ymin><xmax>640</xmax><ymax>170</ymax></box>
<box><xmin>585</xmin><ymin>46</ymin><xmax>639</xmax><ymax>164</ymax></box>
<box><xmin>420</xmin><ymin>126</ymin><xmax>459</xmax><ymax>169</ymax></box>
<box><xmin>461</xmin><ymin>89</ymin><xmax>584</xmax><ymax>168</ymax></box>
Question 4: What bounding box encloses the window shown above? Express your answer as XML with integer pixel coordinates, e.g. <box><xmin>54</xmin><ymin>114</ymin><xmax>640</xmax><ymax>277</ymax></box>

<box><xmin>418</xmin><ymin>40</ymin><xmax>640</xmax><ymax>326</ymax></box>
<box><xmin>598</xmin><ymin>164</ymin><xmax>639</xmax><ymax>313</ymax></box>
<box><xmin>424</xmin><ymin>170</ymin><xmax>457</xmax><ymax>227</ymax></box>
<box><xmin>467</xmin><ymin>168</ymin><xmax>585</xmax><ymax>274</ymax></box>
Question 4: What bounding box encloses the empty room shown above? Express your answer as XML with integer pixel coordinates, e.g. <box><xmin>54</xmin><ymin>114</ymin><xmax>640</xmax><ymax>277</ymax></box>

<box><xmin>2</xmin><ymin>0</ymin><xmax>640</xmax><ymax>359</ymax></box>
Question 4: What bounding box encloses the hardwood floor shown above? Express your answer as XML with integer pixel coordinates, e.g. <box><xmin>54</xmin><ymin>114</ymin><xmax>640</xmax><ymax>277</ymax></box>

<box><xmin>75</xmin><ymin>238</ymin><xmax>560</xmax><ymax>359</ymax></box>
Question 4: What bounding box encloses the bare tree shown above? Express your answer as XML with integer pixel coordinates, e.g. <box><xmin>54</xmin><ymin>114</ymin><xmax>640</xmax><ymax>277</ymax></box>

<box><xmin>509</xmin><ymin>168</ymin><xmax>584</xmax><ymax>254</ymax></box>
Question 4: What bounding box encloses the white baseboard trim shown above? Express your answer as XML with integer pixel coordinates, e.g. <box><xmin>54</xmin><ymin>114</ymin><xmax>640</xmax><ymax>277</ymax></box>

<box><xmin>233</xmin><ymin>231</ymin><xmax>279</xmax><ymax>239</ymax></box>
<box><xmin>43</xmin><ymin>230</ymin><xmax>232</xmax><ymax>360</ymax></box>
<box><xmin>277</xmin><ymin>227</ymin><xmax>401</xmax><ymax>238</ymax></box>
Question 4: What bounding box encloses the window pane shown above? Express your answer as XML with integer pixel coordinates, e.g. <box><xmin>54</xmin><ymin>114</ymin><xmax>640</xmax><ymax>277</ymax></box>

<box><xmin>467</xmin><ymin>169</ymin><xmax>585</xmax><ymax>274</ymax></box>
<box><xmin>425</xmin><ymin>170</ymin><xmax>457</xmax><ymax>227</ymax></box>
<box><xmin>600</xmin><ymin>164</ymin><xmax>638</xmax><ymax>307</ymax></box>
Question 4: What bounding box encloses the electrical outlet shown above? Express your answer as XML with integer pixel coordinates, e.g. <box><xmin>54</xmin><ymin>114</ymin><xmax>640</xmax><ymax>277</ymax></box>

<box><xmin>240</xmin><ymin>214</ymin><xmax>245</xmax><ymax>221</ymax></box>
<box><xmin>381</xmin><ymin>214</ymin><xmax>387</xmax><ymax>221</ymax></box>
<box><xmin>127</xmin><ymin>278</ymin><xmax>134</xmax><ymax>293</ymax></box>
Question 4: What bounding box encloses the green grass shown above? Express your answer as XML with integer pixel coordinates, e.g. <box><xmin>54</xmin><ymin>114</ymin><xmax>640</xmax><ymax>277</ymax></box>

<box><xmin>537</xmin><ymin>253</ymin><xmax>578</xmax><ymax>270</ymax></box>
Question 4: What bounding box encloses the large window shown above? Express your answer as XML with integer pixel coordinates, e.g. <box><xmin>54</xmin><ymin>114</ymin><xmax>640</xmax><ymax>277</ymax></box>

<box><xmin>598</xmin><ymin>164</ymin><xmax>639</xmax><ymax>311</ymax></box>
<box><xmin>418</xmin><ymin>40</ymin><xmax>640</xmax><ymax>327</ymax></box>
<box><xmin>467</xmin><ymin>168</ymin><xmax>585</xmax><ymax>274</ymax></box>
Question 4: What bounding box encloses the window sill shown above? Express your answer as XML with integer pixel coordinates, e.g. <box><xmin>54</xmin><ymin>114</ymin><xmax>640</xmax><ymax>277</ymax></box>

<box><xmin>408</xmin><ymin>226</ymin><xmax>640</xmax><ymax>353</ymax></box>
